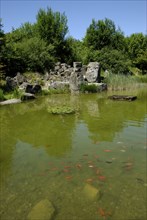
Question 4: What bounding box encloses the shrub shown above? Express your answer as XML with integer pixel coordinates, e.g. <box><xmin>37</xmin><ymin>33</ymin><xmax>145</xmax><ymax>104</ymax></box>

<box><xmin>0</xmin><ymin>89</ymin><xmax>5</xmax><ymax>101</ymax></box>
<box><xmin>80</xmin><ymin>84</ymin><xmax>98</xmax><ymax>93</ymax></box>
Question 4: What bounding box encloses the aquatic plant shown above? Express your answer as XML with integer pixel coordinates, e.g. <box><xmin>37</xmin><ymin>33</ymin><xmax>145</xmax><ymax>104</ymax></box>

<box><xmin>41</xmin><ymin>89</ymin><xmax>50</xmax><ymax>96</ymax></box>
<box><xmin>80</xmin><ymin>84</ymin><xmax>98</xmax><ymax>93</ymax></box>
<box><xmin>48</xmin><ymin>87</ymin><xmax>70</xmax><ymax>94</ymax></box>
<box><xmin>47</xmin><ymin>105</ymin><xmax>77</xmax><ymax>115</ymax></box>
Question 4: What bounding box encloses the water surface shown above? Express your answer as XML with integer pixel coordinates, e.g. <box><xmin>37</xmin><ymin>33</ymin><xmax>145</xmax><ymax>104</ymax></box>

<box><xmin>0</xmin><ymin>88</ymin><xmax>146</xmax><ymax>220</ymax></box>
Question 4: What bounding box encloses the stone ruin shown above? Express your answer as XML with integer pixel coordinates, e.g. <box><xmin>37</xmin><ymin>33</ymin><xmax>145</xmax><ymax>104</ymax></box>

<box><xmin>5</xmin><ymin>61</ymin><xmax>107</xmax><ymax>94</ymax></box>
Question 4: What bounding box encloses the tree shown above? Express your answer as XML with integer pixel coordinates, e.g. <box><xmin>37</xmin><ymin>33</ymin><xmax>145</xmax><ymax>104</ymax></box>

<box><xmin>126</xmin><ymin>33</ymin><xmax>147</xmax><ymax>60</ymax></box>
<box><xmin>91</xmin><ymin>48</ymin><xmax>131</xmax><ymax>74</ymax></box>
<box><xmin>0</xmin><ymin>19</ymin><xmax>6</xmax><ymax>83</ymax></box>
<box><xmin>84</xmin><ymin>18</ymin><xmax>125</xmax><ymax>51</ymax></box>
<box><xmin>134</xmin><ymin>50</ymin><xmax>147</xmax><ymax>74</ymax></box>
<box><xmin>36</xmin><ymin>7</ymin><xmax>68</xmax><ymax>61</ymax></box>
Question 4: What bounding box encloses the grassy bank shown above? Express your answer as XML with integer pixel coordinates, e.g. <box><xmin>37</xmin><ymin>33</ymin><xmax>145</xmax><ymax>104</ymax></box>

<box><xmin>103</xmin><ymin>74</ymin><xmax>147</xmax><ymax>91</ymax></box>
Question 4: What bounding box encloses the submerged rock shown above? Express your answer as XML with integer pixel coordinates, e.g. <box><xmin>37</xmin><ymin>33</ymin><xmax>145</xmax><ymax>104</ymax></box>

<box><xmin>83</xmin><ymin>183</ymin><xmax>101</xmax><ymax>200</ymax></box>
<box><xmin>27</xmin><ymin>199</ymin><xmax>55</xmax><ymax>220</ymax></box>
<box><xmin>108</xmin><ymin>95</ymin><xmax>137</xmax><ymax>101</ymax></box>
<box><xmin>21</xmin><ymin>93</ymin><xmax>36</xmax><ymax>101</ymax></box>
<box><xmin>0</xmin><ymin>99</ymin><xmax>21</xmax><ymax>106</ymax></box>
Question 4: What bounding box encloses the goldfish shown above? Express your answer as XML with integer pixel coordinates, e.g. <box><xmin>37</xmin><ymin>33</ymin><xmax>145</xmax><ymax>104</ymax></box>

<box><xmin>98</xmin><ymin>176</ymin><xmax>106</xmax><ymax>181</ymax></box>
<box><xmin>63</xmin><ymin>169</ymin><xmax>70</xmax><ymax>173</ymax></box>
<box><xmin>98</xmin><ymin>208</ymin><xmax>106</xmax><ymax>217</ymax></box>
<box><xmin>95</xmin><ymin>169</ymin><xmax>101</xmax><ymax>175</ymax></box>
<box><xmin>104</xmin><ymin>149</ymin><xmax>112</xmax><ymax>152</ymax></box>
<box><xmin>65</xmin><ymin>176</ymin><xmax>72</xmax><ymax>180</ymax></box>
<box><xmin>76</xmin><ymin>164</ymin><xmax>82</xmax><ymax>169</ymax></box>
<box><xmin>98</xmin><ymin>208</ymin><xmax>112</xmax><ymax>218</ymax></box>
<box><xmin>64</xmin><ymin>166</ymin><xmax>71</xmax><ymax>169</ymax></box>
<box><xmin>51</xmin><ymin>167</ymin><xmax>58</xmax><ymax>171</ymax></box>
<box><xmin>86</xmin><ymin>178</ymin><xmax>93</xmax><ymax>183</ymax></box>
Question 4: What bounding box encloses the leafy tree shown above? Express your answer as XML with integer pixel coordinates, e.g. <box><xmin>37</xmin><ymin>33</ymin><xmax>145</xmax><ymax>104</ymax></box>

<box><xmin>6</xmin><ymin>22</ymin><xmax>37</xmax><ymax>43</ymax></box>
<box><xmin>84</xmin><ymin>18</ymin><xmax>125</xmax><ymax>51</ymax></box>
<box><xmin>62</xmin><ymin>37</ymin><xmax>84</xmax><ymax>64</ymax></box>
<box><xmin>134</xmin><ymin>50</ymin><xmax>147</xmax><ymax>74</ymax></box>
<box><xmin>4</xmin><ymin>35</ymin><xmax>55</xmax><ymax>74</ymax></box>
<box><xmin>91</xmin><ymin>48</ymin><xmax>131</xmax><ymax>74</ymax></box>
<box><xmin>36</xmin><ymin>7</ymin><xmax>68</xmax><ymax>61</ymax></box>
<box><xmin>126</xmin><ymin>33</ymin><xmax>147</xmax><ymax>59</ymax></box>
<box><xmin>0</xmin><ymin>19</ymin><xmax>6</xmax><ymax>84</ymax></box>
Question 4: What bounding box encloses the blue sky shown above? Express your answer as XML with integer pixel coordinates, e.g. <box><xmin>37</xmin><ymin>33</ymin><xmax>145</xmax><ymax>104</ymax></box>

<box><xmin>1</xmin><ymin>0</ymin><xmax>147</xmax><ymax>40</ymax></box>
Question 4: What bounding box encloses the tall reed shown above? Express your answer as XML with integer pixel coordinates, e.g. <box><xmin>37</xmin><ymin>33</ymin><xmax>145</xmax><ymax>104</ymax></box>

<box><xmin>104</xmin><ymin>74</ymin><xmax>143</xmax><ymax>91</ymax></box>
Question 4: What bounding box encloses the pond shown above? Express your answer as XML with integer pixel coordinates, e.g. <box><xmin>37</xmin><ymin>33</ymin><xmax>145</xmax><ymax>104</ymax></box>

<box><xmin>0</xmin><ymin>87</ymin><xmax>146</xmax><ymax>220</ymax></box>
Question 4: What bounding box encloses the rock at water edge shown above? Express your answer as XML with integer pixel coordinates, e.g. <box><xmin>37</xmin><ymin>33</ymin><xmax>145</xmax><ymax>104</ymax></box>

<box><xmin>85</xmin><ymin>62</ymin><xmax>101</xmax><ymax>83</ymax></box>
<box><xmin>27</xmin><ymin>199</ymin><xmax>55</xmax><ymax>220</ymax></box>
<box><xmin>0</xmin><ymin>99</ymin><xmax>21</xmax><ymax>106</ymax></box>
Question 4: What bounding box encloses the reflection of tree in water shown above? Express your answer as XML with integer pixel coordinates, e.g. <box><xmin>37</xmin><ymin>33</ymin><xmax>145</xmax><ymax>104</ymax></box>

<box><xmin>0</xmin><ymin>97</ymin><xmax>76</xmax><ymax>158</ymax></box>
<box><xmin>0</xmin><ymin>107</ymin><xmax>17</xmax><ymax>185</ymax></box>
<box><xmin>80</xmin><ymin>90</ymin><xmax>146</xmax><ymax>142</ymax></box>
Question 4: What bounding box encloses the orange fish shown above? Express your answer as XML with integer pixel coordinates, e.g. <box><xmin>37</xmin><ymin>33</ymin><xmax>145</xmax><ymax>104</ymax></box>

<box><xmin>98</xmin><ymin>176</ymin><xmax>106</xmax><ymax>181</ymax></box>
<box><xmin>98</xmin><ymin>208</ymin><xmax>106</xmax><ymax>217</ymax></box>
<box><xmin>51</xmin><ymin>167</ymin><xmax>58</xmax><ymax>171</ymax></box>
<box><xmin>64</xmin><ymin>166</ymin><xmax>71</xmax><ymax>169</ymax></box>
<box><xmin>95</xmin><ymin>169</ymin><xmax>101</xmax><ymax>175</ymax></box>
<box><xmin>63</xmin><ymin>169</ymin><xmax>70</xmax><ymax>173</ymax></box>
<box><xmin>76</xmin><ymin>164</ymin><xmax>82</xmax><ymax>169</ymax></box>
<box><xmin>65</xmin><ymin>176</ymin><xmax>72</xmax><ymax>180</ymax></box>
<box><xmin>86</xmin><ymin>178</ymin><xmax>93</xmax><ymax>183</ymax></box>
<box><xmin>98</xmin><ymin>208</ymin><xmax>111</xmax><ymax>218</ymax></box>
<box><xmin>88</xmin><ymin>161</ymin><xmax>93</xmax><ymax>164</ymax></box>
<box><xmin>104</xmin><ymin>149</ymin><xmax>112</xmax><ymax>152</ymax></box>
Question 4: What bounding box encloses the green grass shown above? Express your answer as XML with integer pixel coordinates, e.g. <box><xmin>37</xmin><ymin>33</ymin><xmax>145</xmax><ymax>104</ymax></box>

<box><xmin>4</xmin><ymin>89</ymin><xmax>24</xmax><ymax>100</ymax></box>
<box><xmin>103</xmin><ymin>74</ymin><xmax>146</xmax><ymax>91</ymax></box>
<box><xmin>80</xmin><ymin>84</ymin><xmax>98</xmax><ymax>93</ymax></box>
<box><xmin>134</xmin><ymin>75</ymin><xmax>147</xmax><ymax>83</ymax></box>
<box><xmin>48</xmin><ymin>87</ymin><xmax>70</xmax><ymax>94</ymax></box>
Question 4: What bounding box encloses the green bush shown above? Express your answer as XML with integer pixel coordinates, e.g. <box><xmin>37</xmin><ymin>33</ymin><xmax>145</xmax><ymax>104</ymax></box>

<box><xmin>41</xmin><ymin>89</ymin><xmax>50</xmax><ymax>96</ymax></box>
<box><xmin>13</xmin><ymin>88</ymin><xmax>23</xmax><ymax>98</ymax></box>
<box><xmin>0</xmin><ymin>89</ymin><xmax>5</xmax><ymax>101</ymax></box>
<box><xmin>4</xmin><ymin>88</ymin><xmax>23</xmax><ymax>100</ymax></box>
<box><xmin>80</xmin><ymin>84</ymin><xmax>98</xmax><ymax>93</ymax></box>
<box><xmin>48</xmin><ymin>87</ymin><xmax>70</xmax><ymax>94</ymax></box>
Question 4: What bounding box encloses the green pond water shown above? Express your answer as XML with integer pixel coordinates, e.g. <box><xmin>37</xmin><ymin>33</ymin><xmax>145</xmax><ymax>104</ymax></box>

<box><xmin>0</xmin><ymin>87</ymin><xmax>147</xmax><ymax>220</ymax></box>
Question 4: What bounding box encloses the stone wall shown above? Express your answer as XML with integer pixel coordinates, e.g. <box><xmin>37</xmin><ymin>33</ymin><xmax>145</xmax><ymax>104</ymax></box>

<box><xmin>5</xmin><ymin>61</ymin><xmax>107</xmax><ymax>93</ymax></box>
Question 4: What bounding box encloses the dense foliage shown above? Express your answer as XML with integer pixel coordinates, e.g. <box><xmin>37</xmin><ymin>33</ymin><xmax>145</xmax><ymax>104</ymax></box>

<box><xmin>0</xmin><ymin>8</ymin><xmax>147</xmax><ymax>78</ymax></box>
